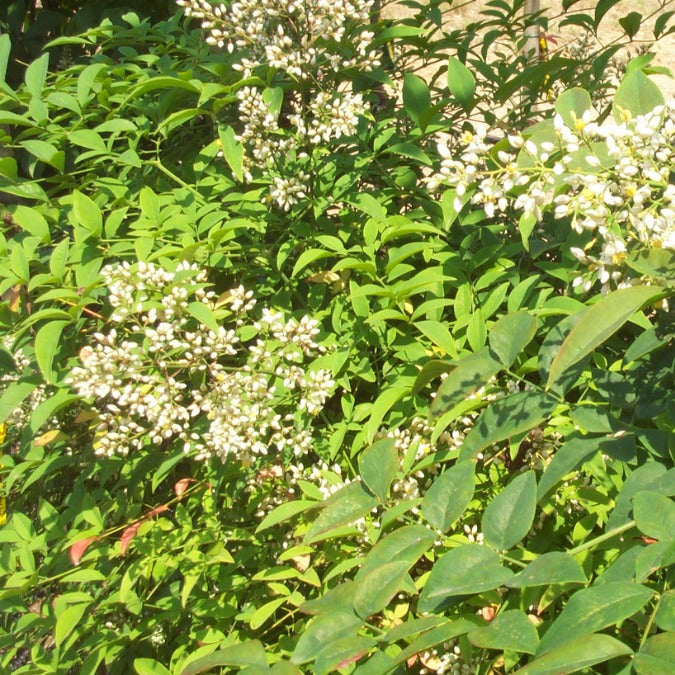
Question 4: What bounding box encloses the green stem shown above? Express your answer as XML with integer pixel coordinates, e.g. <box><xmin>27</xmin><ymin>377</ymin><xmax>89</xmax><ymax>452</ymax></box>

<box><xmin>500</xmin><ymin>554</ymin><xmax>528</xmax><ymax>569</ymax></box>
<box><xmin>567</xmin><ymin>520</ymin><xmax>636</xmax><ymax>557</ymax></box>
<box><xmin>150</xmin><ymin>160</ymin><xmax>205</xmax><ymax>202</ymax></box>
<box><xmin>639</xmin><ymin>592</ymin><xmax>662</xmax><ymax>651</ymax></box>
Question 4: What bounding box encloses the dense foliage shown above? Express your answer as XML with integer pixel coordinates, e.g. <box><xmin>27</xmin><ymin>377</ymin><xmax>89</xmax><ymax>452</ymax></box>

<box><xmin>0</xmin><ymin>0</ymin><xmax>674</xmax><ymax>673</ymax></box>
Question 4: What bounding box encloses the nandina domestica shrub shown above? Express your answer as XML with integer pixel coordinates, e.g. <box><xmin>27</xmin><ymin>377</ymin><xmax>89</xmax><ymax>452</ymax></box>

<box><xmin>0</xmin><ymin>0</ymin><xmax>673</xmax><ymax>673</ymax></box>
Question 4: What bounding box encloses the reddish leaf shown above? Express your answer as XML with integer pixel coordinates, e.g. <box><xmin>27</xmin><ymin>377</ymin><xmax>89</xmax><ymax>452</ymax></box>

<box><xmin>337</xmin><ymin>651</ymin><xmax>368</xmax><ymax>669</ymax></box>
<box><xmin>69</xmin><ymin>536</ymin><xmax>99</xmax><ymax>565</ymax></box>
<box><xmin>119</xmin><ymin>522</ymin><xmax>141</xmax><ymax>556</ymax></box>
<box><xmin>641</xmin><ymin>536</ymin><xmax>658</xmax><ymax>545</ymax></box>
<box><xmin>146</xmin><ymin>504</ymin><xmax>169</xmax><ymax>518</ymax></box>
<box><xmin>174</xmin><ymin>478</ymin><xmax>197</xmax><ymax>498</ymax></box>
<box><xmin>119</xmin><ymin>504</ymin><xmax>169</xmax><ymax>555</ymax></box>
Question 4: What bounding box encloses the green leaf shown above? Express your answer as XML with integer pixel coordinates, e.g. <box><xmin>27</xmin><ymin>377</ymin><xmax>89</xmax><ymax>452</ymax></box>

<box><xmin>27</xmin><ymin>388</ymin><xmax>79</xmax><ymax>436</ymax></box>
<box><xmin>180</xmin><ymin>641</ymin><xmax>268</xmax><ymax>675</ymax></box>
<box><xmin>546</xmin><ymin>286</ymin><xmax>665</xmax><ymax>389</ymax></box>
<box><xmin>256</xmin><ymin>500</ymin><xmax>320</xmax><ymax>533</ymax></box>
<box><xmin>314</xmin><ymin>636</ymin><xmax>376</xmax><ymax>675</ymax></box>
<box><xmin>515</xmin><ymin>634</ymin><xmax>632</xmax><ymax>674</ymax></box>
<box><xmin>134</xmin><ymin>659</ymin><xmax>172</xmax><ymax>675</ymax></box>
<box><xmin>355</xmin><ymin>524</ymin><xmax>435</xmax><ymax>580</ymax></box>
<box><xmin>49</xmin><ymin>239</ymin><xmax>69</xmax><ymax>277</ymax></box>
<box><xmin>364</xmin><ymin>386</ymin><xmax>408</xmax><ymax>443</ymax></box>
<box><xmin>633</xmin><ymin>491</ymin><xmax>675</xmax><ymax>542</ymax></box>
<box><xmin>613</xmin><ymin>70</ymin><xmax>665</xmax><ymax>120</ymax></box>
<box><xmin>250</xmin><ymin>597</ymin><xmax>287</xmax><ymax>630</ymax></box>
<box><xmin>619</xmin><ymin>11</ymin><xmax>642</xmax><ymax>39</ymax></box>
<box><xmin>625</xmin><ymin>248</ymin><xmax>675</xmax><ymax>282</ymax></box>
<box><xmin>218</xmin><ymin>125</ymin><xmax>244</xmax><ymax>182</ymax></box>
<box><xmin>459</xmin><ymin>392</ymin><xmax>557</xmax><ymax>461</ymax></box>
<box><xmin>72</xmin><ymin>190</ymin><xmax>102</xmax><ymax>237</ymax></box>
<box><xmin>0</xmin><ymin>375</ymin><xmax>42</xmax><ymax>422</ymax></box>
<box><xmin>21</xmin><ymin>140</ymin><xmax>65</xmax><ymax>172</ymax></box>
<box><xmin>403</xmin><ymin>72</ymin><xmax>431</xmax><ymax>130</ymax></box>
<box><xmin>489</xmin><ymin>312</ymin><xmax>537</xmax><ymax>367</ymax></box>
<box><xmin>509</xmin><ymin>552</ymin><xmax>586</xmax><ymax>587</ymax></box>
<box><xmin>418</xmin><ymin>545</ymin><xmax>514</xmax><ymax>612</ymax></box>
<box><xmin>270</xmin><ymin>663</ymin><xmax>302</xmax><ymax>675</ymax></box>
<box><xmin>11</xmin><ymin>205</ymin><xmax>50</xmax><ymax>242</ymax></box>
<box><xmin>447</xmin><ymin>56</ymin><xmax>475</xmax><ymax>109</ymax></box>
<box><xmin>69</xmin><ymin>129</ymin><xmax>107</xmax><ymax>152</ymax></box>
<box><xmin>55</xmin><ymin>602</ymin><xmax>89</xmax><ymax>647</ymax></box>
<box><xmin>186</xmin><ymin>302</ymin><xmax>220</xmax><ymax>333</ymax></box>
<box><xmin>554</xmin><ymin>87</ymin><xmax>592</xmax><ymax>127</ymax></box>
<box><xmin>291</xmin><ymin>611</ymin><xmax>362</xmax><ymax>665</ymax></box>
<box><xmin>482</xmin><ymin>471</ymin><xmax>537</xmax><ymax>551</ymax></box>
<box><xmin>537</xmin><ymin>582</ymin><xmax>653</xmax><ymax>654</ymax></box>
<box><xmin>24</xmin><ymin>53</ymin><xmax>49</xmax><ymax>98</ymax></box>
<box><xmin>654</xmin><ymin>11</ymin><xmax>675</xmax><ymax>38</ymax></box>
<box><xmin>151</xmin><ymin>449</ymin><xmax>186</xmax><ymax>492</ymax></box>
<box><xmin>129</xmin><ymin>76</ymin><xmax>201</xmax><ymax>98</ymax></box>
<box><xmin>607</xmin><ymin>462</ymin><xmax>669</xmax><ymax>530</ymax></box>
<box><xmin>353</xmin><ymin>560</ymin><xmax>410</xmax><ymax>618</ymax></box>
<box><xmin>35</xmin><ymin>321</ymin><xmax>69</xmax><ymax>384</ymax></box>
<box><xmin>0</xmin><ymin>33</ymin><xmax>10</xmax><ymax>84</ymax></box>
<box><xmin>466</xmin><ymin>309</ymin><xmax>486</xmax><ymax>351</ymax></box>
<box><xmin>654</xmin><ymin>590</ymin><xmax>675</xmax><ymax>631</ymax></box>
<box><xmin>415</xmin><ymin>320</ymin><xmax>458</xmax><ymax>358</ymax></box>
<box><xmin>537</xmin><ymin>436</ymin><xmax>600</xmax><ymax>501</ymax></box>
<box><xmin>157</xmin><ymin>108</ymin><xmax>206</xmax><ymax>136</ymax></box>
<box><xmin>411</xmin><ymin>359</ymin><xmax>454</xmax><ymax>395</ymax></box>
<box><xmin>430</xmin><ymin>348</ymin><xmax>501</xmax><ymax>418</ymax></box>
<box><xmin>421</xmin><ymin>460</ymin><xmax>475</xmax><ymax>532</ymax></box>
<box><xmin>10</xmin><ymin>243</ymin><xmax>29</xmax><ymax>281</ymax></box>
<box><xmin>633</xmin><ymin>632</ymin><xmax>675</xmax><ymax>675</ymax></box>
<box><xmin>394</xmin><ymin>619</ymin><xmax>478</xmax><ymax>664</ymax></box>
<box><xmin>358</xmin><ymin>438</ymin><xmax>398</xmax><ymax>502</ymax></box>
<box><xmin>469</xmin><ymin>610</ymin><xmax>539</xmax><ymax>654</ymax></box>
<box><xmin>304</xmin><ymin>481</ymin><xmax>378</xmax><ymax>544</ymax></box>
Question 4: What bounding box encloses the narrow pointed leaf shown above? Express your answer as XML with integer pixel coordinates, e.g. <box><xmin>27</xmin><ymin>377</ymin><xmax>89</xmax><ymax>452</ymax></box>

<box><xmin>256</xmin><ymin>500</ymin><xmax>320</xmax><ymax>533</ymax></box>
<box><xmin>509</xmin><ymin>552</ymin><xmax>586</xmax><ymax>587</ymax></box>
<box><xmin>314</xmin><ymin>636</ymin><xmax>375</xmax><ymax>675</ymax></box>
<box><xmin>515</xmin><ymin>634</ymin><xmax>632</xmax><ymax>674</ymax></box>
<box><xmin>422</xmin><ymin>460</ymin><xmax>475</xmax><ymax>532</ymax></box>
<box><xmin>482</xmin><ymin>471</ymin><xmax>537</xmax><ymax>551</ymax></box>
<box><xmin>537</xmin><ymin>582</ymin><xmax>653</xmax><ymax>654</ymax></box>
<box><xmin>304</xmin><ymin>481</ymin><xmax>377</xmax><ymax>544</ymax></box>
<box><xmin>355</xmin><ymin>524</ymin><xmax>435</xmax><ymax>580</ymax></box>
<box><xmin>418</xmin><ymin>545</ymin><xmax>513</xmax><ymax>612</ymax></box>
<box><xmin>430</xmin><ymin>347</ymin><xmax>501</xmax><ymax>418</ymax></box>
<box><xmin>459</xmin><ymin>392</ymin><xmax>557</xmax><ymax>461</ymax></box>
<box><xmin>488</xmin><ymin>312</ymin><xmax>537</xmax><ymax>367</ymax></box>
<box><xmin>447</xmin><ymin>56</ymin><xmax>476</xmax><ymax>109</ymax></box>
<box><xmin>180</xmin><ymin>641</ymin><xmax>267</xmax><ymax>675</ymax></box>
<box><xmin>353</xmin><ymin>560</ymin><xmax>410</xmax><ymax>618</ymax></box>
<box><xmin>546</xmin><ymin>285</ymin><xmax>665</xmax><ymax>389</ymax></box>
<box><xmin>291</xmin><ymin>611</ymin><xmax>362</xmax><ymax>665</ymax></box>
<box><xmin>358</xmin><ymin>438</ymin><xmax>398</xmax><ymax>501</ymax></box>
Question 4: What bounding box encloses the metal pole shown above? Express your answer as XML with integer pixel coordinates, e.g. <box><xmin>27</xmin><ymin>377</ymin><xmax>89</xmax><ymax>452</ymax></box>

<box><xmin>523</xmin><ymin>0</ymin><xmax>541</xmax><ymax>61</ymax></box>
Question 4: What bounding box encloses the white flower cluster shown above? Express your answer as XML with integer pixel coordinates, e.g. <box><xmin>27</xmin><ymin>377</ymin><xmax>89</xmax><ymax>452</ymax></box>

<box><xmin>418</xmin><ymin>641</ymin><xmax>478</xmax><ymax>674</ymax></box>
<box><xmin>176</xmin><ymin>0</ymin><xmax>379</xmax><ymax>78</ymax></box>
<box><xmin>177</xmin><ymin>0</ymin><xmax>374</xmax><ymax>208</ymax></box>
<box><xmin>68</xmin><ymin>262</ymin><xmax>334</xmax><ymax>463</ymax></box>
<box><xmin>236</xmin><ymin>84</ymin><xmax>365</xmax><ymax>208</ymax></box>
<box><xmin>429</xmin><ymin>99</ymin><xmax>675</xmax><ymax>293</ymax></box>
